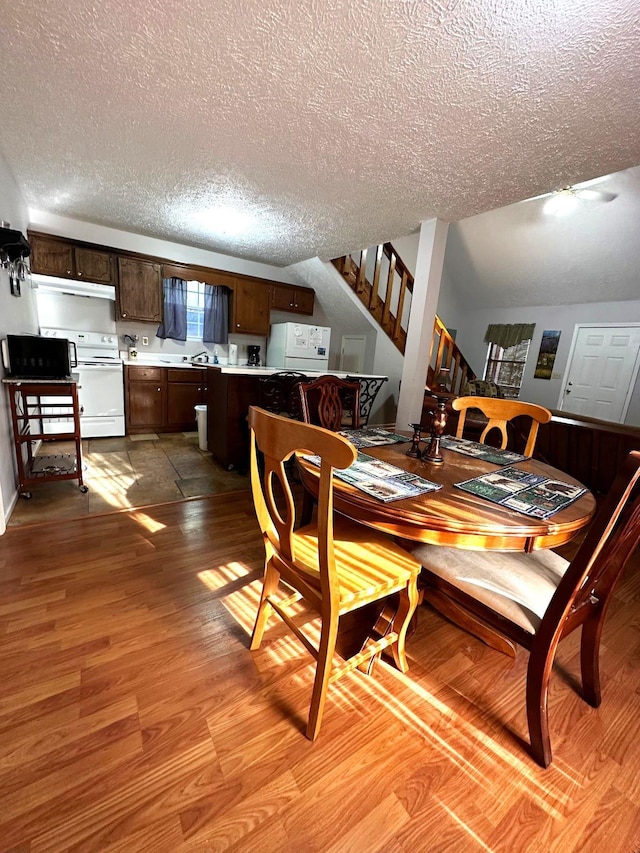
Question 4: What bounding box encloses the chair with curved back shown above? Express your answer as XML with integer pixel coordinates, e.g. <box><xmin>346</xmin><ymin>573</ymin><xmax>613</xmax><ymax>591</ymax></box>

<box><xmin>248</xmin><ymin>406</ymin><xmax>421</xmax><ymax>740</ymax></box>
<box><xmin>411</xmin><ymin>450</ymin><xmax>640</xmax><ymax>767</ymax></box>
<box><xmin>298</xmin><ymin>375</ymin><xmax>361</xmax><ymax>431</ymax></box>
<box><xmin>258</xmin><ymin>370</ymin><xmax>308</xmax><ymax>421</ymax></box>
<box><xmin>453</xmin><ymin>396</ymin><xmax>552</xmax><ymax>457</ymax></box>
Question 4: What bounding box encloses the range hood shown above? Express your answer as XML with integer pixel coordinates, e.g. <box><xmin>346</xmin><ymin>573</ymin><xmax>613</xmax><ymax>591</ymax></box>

<box><xmin>31</xmin><ymin>273</ymin><xmax>116</xmax><ymax>300</ymax></box>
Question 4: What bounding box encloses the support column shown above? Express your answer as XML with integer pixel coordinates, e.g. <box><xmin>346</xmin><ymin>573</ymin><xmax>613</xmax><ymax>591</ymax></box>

<box><xmin>396</xmin><ymin>218</ymin><xmax>449</xmax><ymax>429</ymax></box>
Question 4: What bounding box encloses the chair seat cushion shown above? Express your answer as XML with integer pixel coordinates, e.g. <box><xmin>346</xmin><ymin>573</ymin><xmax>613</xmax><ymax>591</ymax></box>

<box><xmin>411</xmin><ymin>543</ymin><xmax>570</xmax><ymax>634</ymax></box>
<box><xmin>292</xmin><ymin>517</ymin><xmax>421</xmax><ymax>610</ymax></box>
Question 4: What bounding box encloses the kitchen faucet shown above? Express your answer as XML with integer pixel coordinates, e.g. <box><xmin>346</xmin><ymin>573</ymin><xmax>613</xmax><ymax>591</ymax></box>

<box><xmin>192</xmin><ymin>350</ymin><xmax>209</xmax><ymax>363</ymax></box>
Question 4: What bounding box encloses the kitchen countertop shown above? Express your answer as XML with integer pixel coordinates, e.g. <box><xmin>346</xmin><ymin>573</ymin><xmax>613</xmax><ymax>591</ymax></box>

<box><xmin>122</xmin><ymin>359</ymin><xmax>386</xmax><ymax>379</ymax></box>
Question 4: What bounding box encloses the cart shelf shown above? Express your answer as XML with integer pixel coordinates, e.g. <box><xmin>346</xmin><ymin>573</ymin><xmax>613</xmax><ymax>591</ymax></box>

<box><xmin>3</xmin><ymin>379</ymin><xmax>87</xmax><ymax>498</ymax></box>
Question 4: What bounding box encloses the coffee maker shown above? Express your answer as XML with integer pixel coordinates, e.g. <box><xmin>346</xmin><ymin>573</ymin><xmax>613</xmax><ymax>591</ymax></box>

<box><xmin>247</xmin><ymin>345</ymin><xmax>261</xmax><ymax>366</ymax></box>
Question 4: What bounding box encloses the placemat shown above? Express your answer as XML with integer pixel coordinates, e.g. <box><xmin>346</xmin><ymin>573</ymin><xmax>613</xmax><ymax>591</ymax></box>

<box><xmin>303</xmin><ymin>451</ymin><xmax>440</xmax><ymax>502</ymax></box>
<box><xmin>338</xmin><ymin>428</ymin><xmax>410</xmax><ymax>449</ymax></box>
<box><xmin>455</xmin><ymin>466</ymin><xmax>587</xmax><ymax>519</ymax></box>
<box><xmin>441</xmin><ymin>435</ymin><xmax>528</xmax><ymax>465</ymax></box>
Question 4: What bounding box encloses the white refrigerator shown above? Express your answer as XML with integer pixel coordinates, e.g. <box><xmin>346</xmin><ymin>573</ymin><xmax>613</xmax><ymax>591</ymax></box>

<box><xmin>267</xmin><ymin>322</ymin><xmax>331</xmax><ymax>371</ymax></box>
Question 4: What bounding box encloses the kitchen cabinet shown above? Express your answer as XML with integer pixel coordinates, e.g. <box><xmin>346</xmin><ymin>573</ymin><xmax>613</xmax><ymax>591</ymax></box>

<box><xmin>166</xmin><ymin>368</ymin><xmax>207</xmax><ymax>429</ymax></box>
<box><xmin>126</xmin><ymin>366</ymin><xmax>208</xmax><ymax>434</ymax></box>
<box><xmin>231</xmin><ymin>278</ymin><xmax>271</xmax><ymax>336</ymax></box>
<box><xmin>270</xmin><ymin>283</ymin><xmax>315</xmax><ymax>315</ymax></box>
<box><xmin>117</xmin><ymin>257</ymin><xmax>162</xmax><ymax>322</ymax></box>
<box><xmin>125</xmin><ymin>366</ymin><xmax>166</xmax><ymax>431</ymax></box>
<box><xmin>207</xmin><ymin>369</ymin><xmax>260</xmax><ymax>469</ymax></box>
<box><xmin>29</xmin><ymin>234</ymin><xmax>115</xmax><ymax>284</ymax></box>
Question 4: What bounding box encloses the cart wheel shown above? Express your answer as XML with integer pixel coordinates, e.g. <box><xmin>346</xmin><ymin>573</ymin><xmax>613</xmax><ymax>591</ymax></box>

<box><xmin>20</xmin><ymin>491</ymin><xmax>32</xmax><ymax>500</ymax></box>
<box><xmin>79</xmin><ymin>485</ymin><xmax>89</xmax><ymax>493</ymax></box>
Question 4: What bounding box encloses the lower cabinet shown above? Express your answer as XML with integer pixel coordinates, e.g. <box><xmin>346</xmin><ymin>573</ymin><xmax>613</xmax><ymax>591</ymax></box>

<box><xmin>125</xmin><ymin>366</ymin><xmax>207</xmax><ymax>434</ymax></box>
<box><xmin>166</xmin><ymin>368</ymin><xmax>208</xmax><ymax>429</ymax></box>
<box><xmin>207</xmin><ymin>369</ymin><xmax>260</xmax><ymax>470</ymax></box>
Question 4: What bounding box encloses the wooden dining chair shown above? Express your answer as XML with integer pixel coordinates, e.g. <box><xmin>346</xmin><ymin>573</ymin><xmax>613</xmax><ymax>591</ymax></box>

<box><xmin>298</xmin><ymin>375</ymin><xmax>361</xmax><ymax>431</ymax></box>
<box><xmin>410</xmin><ymin>450</ymin><xmax>640</xmax><ymax>767</ymax></box>
<box><xmin>258</xmin><ymin>370</ymin><xmax>308</xmax><ymax>420</ymax></box>
<box><xmin>452</xmin><ymin>396</ymin><xmax>552</xmax><ymax>457</ymax></box>
<box><xmin>248</xmin><ymin>406</ymin><xmax>421</xmax><ymax>740</ymax></box>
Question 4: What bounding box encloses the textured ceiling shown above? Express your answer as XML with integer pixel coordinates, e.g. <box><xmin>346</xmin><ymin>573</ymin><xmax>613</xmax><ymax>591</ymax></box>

<box><xmin>2</xmin><ymin>0</ymin><xmax>640</xmax><ymax>266</ymax></box>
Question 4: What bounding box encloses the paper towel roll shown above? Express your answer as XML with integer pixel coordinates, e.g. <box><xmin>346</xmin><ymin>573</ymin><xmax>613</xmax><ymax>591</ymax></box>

<box><xmin>228</xmin><ymin>343</ymin><xmax>238</xmax><ymax>365</ymax></box>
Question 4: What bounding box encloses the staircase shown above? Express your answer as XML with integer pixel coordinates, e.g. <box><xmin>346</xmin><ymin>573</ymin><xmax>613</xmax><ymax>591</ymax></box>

<box><xmin>332</xmin><ymin>243</ymin><xmax>475</xmax><ymax>394</ymax></box>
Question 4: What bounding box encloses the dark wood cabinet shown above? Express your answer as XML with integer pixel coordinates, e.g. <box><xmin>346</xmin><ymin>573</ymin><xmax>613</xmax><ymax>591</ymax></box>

<box><xmin>117</xmin><ymin>257</ymin><xmax>162</xmax><ymax>322</ymax></box>
<box><xmin>74</xmin><ymin>247</ymin><xmax>114</xmax><ymax>283</ymax></box>
<box><xmin>271</xmin><ymin>283</ymin><xmax>315</xmax><ymax>315</ymax></box>
<box><xmin>232</xmin><ymin>279</ymin><xmax>271</xmax><ymax>335</ymax></box>
<box><xmin>126</xmin><ymin>366</ymin><xmax>208</xmax><ymax>433</ymax></box>
<box><xmin>207</xmin><ymin>369</ymin><xmax>260</xmax><ymax>469</ymax></box>
<box><xmin>30</xmin><ymin>234</ymin><xmax>114</xmax><ymax>284</ymax></box>
<box><xmin>125</xmin><ymin>367</ymin><xmax>166</xmax><ymax>431</ymax></box>
<box><xmin>166</xmin><ymin>368</ymin><xmax>207</xmax><ymax>429</ymax></box>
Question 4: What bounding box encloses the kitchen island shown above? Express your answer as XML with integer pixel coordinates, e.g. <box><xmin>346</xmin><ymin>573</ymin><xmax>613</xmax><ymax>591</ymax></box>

<box><xmin>205</xmin><ymin>365</ymin><xmax>388</xmax><ymax>470</ymax></box>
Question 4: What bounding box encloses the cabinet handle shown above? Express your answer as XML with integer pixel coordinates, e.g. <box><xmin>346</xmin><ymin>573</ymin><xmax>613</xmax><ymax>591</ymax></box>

<box><xmin>236</xmin><ymin>323</ymin><xmax>240</xmax><ymax>328</ymax></box>
<box><xmin>122</xmin><ymin>312</ymin><xmax>127</xmax><ymax>318</ymax></box>
<box><xmin>77</xmin><ymin>271</ymin><xmax>83</xmax><ymax>276</ymax></box>
<box><xmin>157</xmin><ymin>387</ymin><xmax>161</xmax><ymax>392</ymax></box>
<box><xmin>66</xmin><ymin>269</ymin><xmax>72</xmax><ymax>275</ymax></box>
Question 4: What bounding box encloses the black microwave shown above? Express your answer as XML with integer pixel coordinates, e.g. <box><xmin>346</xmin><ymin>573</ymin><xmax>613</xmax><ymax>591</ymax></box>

<box><xmin>1</xmin><ymin>334</ymin><xmax>77</xmax><ymax>379</ymax></box>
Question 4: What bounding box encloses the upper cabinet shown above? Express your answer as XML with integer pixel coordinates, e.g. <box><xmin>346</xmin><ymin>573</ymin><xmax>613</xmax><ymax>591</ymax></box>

<box><xmin>270</xmin><ymin>283</ymin><xmax>315</xmax><ymax>315</ymax></box>
<box><xmin>29</xmin><ymin>234</ymin><xmax>115</xmax><ymax>284</ymax></box>
<box><xmin>29</xmin><ymin>231</ymin><xmax>307</xmax><ymax>332</ymax></box>
<box><xmin>117</xmin><ymin>257</ymin><xmax>162</xmax><ymax>322</ymax></box>
<box><xmin>232</xmin><ymin>278</ymin><xmax>271</xmax><ymax>336</ymax></box>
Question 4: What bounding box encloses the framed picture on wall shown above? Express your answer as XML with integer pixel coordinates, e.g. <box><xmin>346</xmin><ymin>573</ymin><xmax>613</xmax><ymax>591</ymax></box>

<box><xmin>534</xmin><ymin>330</ymin><xmax>561</xmax><ymax>380</ymax></box>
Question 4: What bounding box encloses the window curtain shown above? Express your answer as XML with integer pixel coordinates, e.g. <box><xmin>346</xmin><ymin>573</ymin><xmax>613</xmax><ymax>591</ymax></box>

<box><xmin>203</xmin><ymin>285</ymin><xmax>229</xmax><ymax>344</ymax></box>
<box><xmin>157</xmin><ymin>277</ymin><xmax>187</xmax><ymax>341</ymax></box>
<box><xmin>484</xmin><ymin>323</ymin><xmax>535</xmax><ymax>349</ymax></box>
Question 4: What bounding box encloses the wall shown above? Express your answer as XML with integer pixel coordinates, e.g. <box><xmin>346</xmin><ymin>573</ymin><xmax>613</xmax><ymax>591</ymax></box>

<box><xmin>287</xmin><ymin>258</ymin><xmax>404</xmax><ymax>424</ymax></box>
<box><xmin>454</xmin><ymin>299</ymin><xmax>640</xmax><ymax>426</ymax></box>
<box><xmin>0</xmin><ymin>153</ymin><xmax>38</xmax><ymax>531</ymax></box>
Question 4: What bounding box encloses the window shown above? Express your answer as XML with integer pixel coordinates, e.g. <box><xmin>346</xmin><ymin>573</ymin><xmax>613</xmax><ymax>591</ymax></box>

<box><xmin>186</xmin><ymin>281</ymin><xmax>205</xmax><ymax>340</ymax></box>
<box><xmin>485</xmin><ymin>339</ymin><xmax>532</xmax><ymax>398</ymax></box>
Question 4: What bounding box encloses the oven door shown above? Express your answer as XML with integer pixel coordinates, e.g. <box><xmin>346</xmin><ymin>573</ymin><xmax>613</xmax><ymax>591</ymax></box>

<box><xmin>43</xmin><ymin>362</ymin><xmax>125</xmax><ymax>438</ymax></box>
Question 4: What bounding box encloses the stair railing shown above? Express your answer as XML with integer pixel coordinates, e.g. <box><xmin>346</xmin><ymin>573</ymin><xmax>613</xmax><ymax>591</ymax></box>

<box><xmin>332</xmin><ymin>242</ymin><xmax>413</xmax><ymax>353</ymax></box>
<box><xmin>332</xmin><ymin>243</ymin><xmax>476</xmax><ymax>393</ymax></box>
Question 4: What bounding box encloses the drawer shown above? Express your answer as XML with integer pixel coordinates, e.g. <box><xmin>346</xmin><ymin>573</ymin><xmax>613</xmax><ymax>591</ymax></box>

<box><xmin>168</xmin><ymin>368</ymin><xmax>205</xmax><ymax>382</ymax></box>
<box><xmin>127</xmin><ymin>366</ymin><xmax>163</xmax><ymax>381</ymax></box>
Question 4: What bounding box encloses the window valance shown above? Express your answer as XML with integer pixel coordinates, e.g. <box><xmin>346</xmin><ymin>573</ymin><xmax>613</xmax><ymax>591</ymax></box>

<box><xmin>484</xmin><ymin>323</ymin><xmax>535</xmax><ymax>349</ymax></box>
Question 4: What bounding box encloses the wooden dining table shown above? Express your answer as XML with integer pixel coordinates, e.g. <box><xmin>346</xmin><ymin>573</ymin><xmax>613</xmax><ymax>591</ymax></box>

<box><xmin>296</xmin><ymin>438</ymin><xmax>597</xmax><ymax>553</ymax></box>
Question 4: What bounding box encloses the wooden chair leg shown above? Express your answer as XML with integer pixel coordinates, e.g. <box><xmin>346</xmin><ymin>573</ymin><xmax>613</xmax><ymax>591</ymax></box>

<box><xmin>306</xmin><ymin>612</ymin><xmax>339</xmax><ymax>741</ymax></box>
<box><xmin>250</xmin><ymin>563</ymin><xmax>281</xmax><ymax>651</ymax></box>
<box><xmin>526</xmin><ymin>652</ymin><xmax>554</xmax><ymax>768</ymax></box>
<box><xmin>580</xmin><ymin>610</ymin><xmax>605</xmax><ymax>707</ymax></box>
<box><xmin>390</xmin><ymin>579</ymin><xmax>420</xmax><ymax>673</ymax></box>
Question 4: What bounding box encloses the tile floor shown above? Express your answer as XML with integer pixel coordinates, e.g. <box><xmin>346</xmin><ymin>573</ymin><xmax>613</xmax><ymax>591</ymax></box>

<box><xmin>8</xmin><ymin>431</ymin><xmax>249</xmax><ymax>527</ymax></box>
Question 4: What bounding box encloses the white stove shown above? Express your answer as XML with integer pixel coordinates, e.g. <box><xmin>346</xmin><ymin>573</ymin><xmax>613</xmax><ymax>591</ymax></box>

<box><xmin>40</xmin><ymin>328</ymin><xmax>125</xmax><ymax>437</ymax></box>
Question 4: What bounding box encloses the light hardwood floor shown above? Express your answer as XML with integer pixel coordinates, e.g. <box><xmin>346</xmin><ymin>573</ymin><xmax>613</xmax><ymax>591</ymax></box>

<box><xmin>0</xmin><ymin>492</ymin><xmax>638</xmax><ymax>852</ymax></box>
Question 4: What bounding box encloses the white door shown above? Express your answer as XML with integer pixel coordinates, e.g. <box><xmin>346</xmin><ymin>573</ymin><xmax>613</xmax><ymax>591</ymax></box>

<box><xmin>340</xmin><ymin>335</ymin><xmax>366</xmax><ymax>372</ymax></box>
<box><xmin>559</xmin><ymin>325</ymin><xmax>640</xmax><ymax>422</ymax></box>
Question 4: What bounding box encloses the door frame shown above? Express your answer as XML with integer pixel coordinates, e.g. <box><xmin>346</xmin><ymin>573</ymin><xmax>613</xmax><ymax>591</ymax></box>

<box><xmin>339</xmin><ymin>334</ymin><xmax>367</xmax><ymax>373</ymax></box>
<box><xmin>558</xmin><ymin>322</ymin><xmax>640</xmax><ymax>422</ymax></box>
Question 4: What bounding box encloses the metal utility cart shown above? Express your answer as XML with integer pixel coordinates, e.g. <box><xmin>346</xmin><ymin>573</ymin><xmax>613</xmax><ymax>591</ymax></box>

<box><xmin>3</xmin><ymin>379</ymin><xmax>87</xmax><ymax>499</ymax></box>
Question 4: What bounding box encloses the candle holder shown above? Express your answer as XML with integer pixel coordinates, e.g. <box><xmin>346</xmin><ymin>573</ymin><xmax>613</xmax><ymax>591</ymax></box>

<box><xmin>406</xmin><ymin>423</ymin><xmax>424</xmax><ymax>458</ymax></box>
<box><xmin>422</xmin><ymin>397</ymin><xmax>448</xmax><ymax>465</ymax></box>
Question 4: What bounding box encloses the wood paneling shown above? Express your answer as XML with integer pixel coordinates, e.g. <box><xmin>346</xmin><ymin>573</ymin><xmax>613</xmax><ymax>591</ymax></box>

<box><xmin>535</xmin><ymin>412</ymin><xmax>640</xmax><ymax>495</ymax></box>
